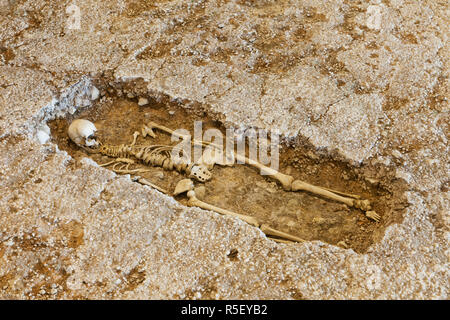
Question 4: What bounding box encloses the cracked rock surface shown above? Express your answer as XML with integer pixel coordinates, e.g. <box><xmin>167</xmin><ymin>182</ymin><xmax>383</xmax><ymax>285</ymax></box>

<box><xmin>0</xmin><ymin>0</ymin><xmax>448</xmax><ymax>299</ymax></box>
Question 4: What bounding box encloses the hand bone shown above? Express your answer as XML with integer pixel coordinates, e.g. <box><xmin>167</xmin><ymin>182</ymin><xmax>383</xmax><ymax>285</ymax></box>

<box><xmin>365</xmin><ymin>210</ymin><xmax>381</xmax><ymax>222</ymax></box>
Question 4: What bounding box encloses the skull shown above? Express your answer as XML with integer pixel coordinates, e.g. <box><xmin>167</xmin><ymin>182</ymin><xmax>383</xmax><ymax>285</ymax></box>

<box><xmin>68</xmin><ymin>119</ymin><xmax>99</xmax><ymax>148</ymax></box>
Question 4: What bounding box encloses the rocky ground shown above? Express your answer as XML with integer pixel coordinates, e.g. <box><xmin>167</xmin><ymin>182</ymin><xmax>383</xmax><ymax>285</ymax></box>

<box><xmin>0</xmin><ymin>0</ymin><xmax>448</xmax><ymax>299</ymax></box>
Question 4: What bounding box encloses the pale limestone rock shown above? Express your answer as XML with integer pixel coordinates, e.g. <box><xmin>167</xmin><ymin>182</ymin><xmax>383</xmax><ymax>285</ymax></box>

<box><xmin>138</xmin><ymin>97</ymin><xmax>149</xmax><ymax>106</ymax></box>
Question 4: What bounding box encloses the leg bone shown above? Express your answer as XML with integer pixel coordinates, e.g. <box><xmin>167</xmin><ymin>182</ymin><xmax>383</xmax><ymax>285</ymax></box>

<box><xmin>260</xmin><ymin>224</ymin><xmax>305</xmax><ymax>243</ymax></box>
<box><xmin>187</xmin><ymin>190</ymin><xmax>260</xmax><ymax>227</ymax></box>
<box><xmin>292</xmin><ymin>180</ymin><xmax>355</xmax><ymax>207</ymax></box>
<box><xmin>144</xmin><ymin>121</ymin><xmax>379</xmax><ymax>221</ymax></box>
<box><xmin>322</xmin><ymin>187</ymin><xmax>361</xmax><ymax>199</ymax></box>
<box><xmin>134</xmin><ymin>177</ymin><xmax>168</xmax><ymax>194</ymax></box>
<box><xmin>268</xmin><ymin>238</ymin><xmax>297</xmax><ymax>244</ymax></box>
<box><xmin>186</xmin><ymin>191</ymin><xmax>304</xmax><ymax>242</ymax></box>
<box><xmin>292</xmin><ymin>180</ymin><xmax>380</xmax><ymax>221</ymax></box>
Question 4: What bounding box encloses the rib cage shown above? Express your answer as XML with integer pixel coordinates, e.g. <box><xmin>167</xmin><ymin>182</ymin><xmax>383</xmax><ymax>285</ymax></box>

<box><xmin>98</xmin><ymin>143</ymin><xmax>193</xmax><ymax>175</ymax></box>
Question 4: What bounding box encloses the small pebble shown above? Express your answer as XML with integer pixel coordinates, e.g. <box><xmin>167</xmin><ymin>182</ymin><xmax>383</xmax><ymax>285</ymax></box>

<box><xmin>68</xmin><ymin>106</ymin><xmax>76</xmax><ymax>114</ymax></box>
<box><xmin>365</xmin><ymin>177</ymin><xmax>379</xmax><ymax>185</ymax></box>
<box><xmin>287</xmin><ymin>220</ymin><xmax>296</xmax><ymax>227</ymax></box>
<box><xmin>138</xmin><ymin>97</ymin><xmax>149</xmax><ymax>106</ymax></box>
<box><xmin>306</xmin><ymin>151</ymin><xmax>319</xmax><ymax>160</ymax></box>
<box><xmin>391</xmin><ymin>149</ymin><xmax>402</xmax><ymax>159</ymax></box>
<box><xmin>39</xmin><ymin>124</ymin><xmax>51</xmax><ymax>135</ymax></box>
<box><xmin>37</xmin><ymin>130</ymin><xmax>50</xmax><ymax>144</ymax></box>
<box><xmin>312</xmin><ymin>217</ymin><xmax>326</xmax><ymax>225</ymax></box>
<box><xmin>90</xmin><ymin>86</ymin><xmax>100</xmax><ymax>100</ymax></box>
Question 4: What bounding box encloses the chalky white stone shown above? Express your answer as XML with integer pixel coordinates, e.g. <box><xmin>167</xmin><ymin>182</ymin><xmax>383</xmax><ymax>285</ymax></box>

<box><xmin>138</xmin><ymin>97</ymin><xmax>149</xmax><ymax>106</ymax></box>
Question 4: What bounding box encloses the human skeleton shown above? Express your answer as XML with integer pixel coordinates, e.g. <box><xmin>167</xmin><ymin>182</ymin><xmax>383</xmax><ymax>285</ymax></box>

<box><xmin>68</xmin><ymin>119</ymin><xmax>380</xmax><ymax>244</ymax></box>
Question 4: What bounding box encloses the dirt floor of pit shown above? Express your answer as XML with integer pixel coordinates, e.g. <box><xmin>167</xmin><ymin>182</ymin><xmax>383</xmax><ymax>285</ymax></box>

<box><xmin>48</xmin><ymin>88</ymin><xmax>410</xmax><ymax>253</ymax></box>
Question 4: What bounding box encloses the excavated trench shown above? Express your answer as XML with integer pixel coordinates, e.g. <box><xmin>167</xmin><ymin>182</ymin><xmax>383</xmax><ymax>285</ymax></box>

<box><xmin>47</xmin><ymin>77</ymin><xmax>409</xmax><ymax>253</ymax></box>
